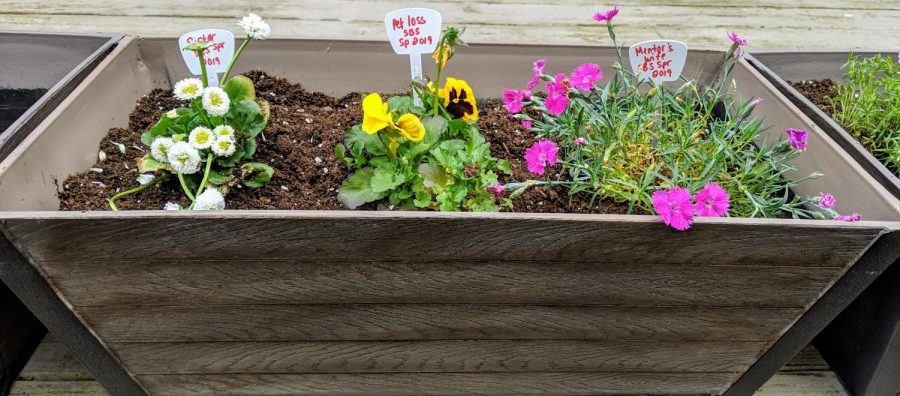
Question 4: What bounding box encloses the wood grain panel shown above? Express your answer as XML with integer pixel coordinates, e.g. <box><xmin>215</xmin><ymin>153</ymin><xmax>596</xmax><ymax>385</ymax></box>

<box><xmin>42</xmin><ymin>259</ymin><xmax>840</xmax><ymax>307</ymax></box>
<box><xmin>115</xmin><ymin>340</ymin><xmax>765</xmax><ymax>374</ymax></box>
<box><xmin>136</xmin><ymin>372</ymin><xmax>735</xmax><ymax>395</ymax></box>
<box><xmin>80</xmin><ymin>304</ymin><xmax>799</xmax><ymax>342</ymax></box>
<box><xmin>3</xmin><ymin>216</ymin><xmax>881</xmax><ymax>267</ymax></box>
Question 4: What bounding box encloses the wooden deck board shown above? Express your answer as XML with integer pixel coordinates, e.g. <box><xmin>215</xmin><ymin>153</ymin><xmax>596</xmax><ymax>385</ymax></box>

<box><xmin>11</xmin><ymin>334</ymin><xmax>848</xmax><ymax>395</ymax></box>
<box><xmin>0</xmin><ymin>0</ymin><xmax>898</xmax><ymax>50</ymax></box>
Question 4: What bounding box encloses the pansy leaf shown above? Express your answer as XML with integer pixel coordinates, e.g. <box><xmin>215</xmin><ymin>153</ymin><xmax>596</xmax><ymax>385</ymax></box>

<box><xmin>387</xmin><ymin>96</ymin><xmax>414</xmax><ymax>115</ymax></box>
<box><xmin>418</xmin><ymin>163</ymin><xmax>452</xmax><ymax>193</ymax></box>
<box><xmin>240</xmin><ymin>162</ymin><xmax>274</xmax><ymax>188</ymax></box>
<box><xmin>223</xmin><ymin>75</ymin><xmax>256</xmax><ymax>102</ymax></box>
<box><xmin>136</xmin><ymin>153</ymin><xmax>172</xmax><ymax>173</ymax></box>
<box><xmin>406</xmin><ymin>116</ymin><xmax>447</xmax><ymax>157</ymax></box>
<box><xmin>337</xmin><ymin>167</ymin><xmax>389</xmax><ymax>209</ymax></box>
<box><xmin>345</xmin><ymin>125</ymin><xmax>387</xmax><ymax>156</ymax></box>
<box><xmin>370</xmin><ymin>166</ymin><xmax>407</xmax><ymax>193</ymax></box>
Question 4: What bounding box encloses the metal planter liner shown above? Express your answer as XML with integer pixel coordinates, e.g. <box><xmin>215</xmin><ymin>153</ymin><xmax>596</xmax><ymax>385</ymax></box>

<box><xmin>0</xmin><ymin>37</ymin><xmax>898</xmax><ymax>395</ymax></box>
<box><xmin>747</xmin><ymin>51</ymin><xmax>900</xmax><ymax>396</ymax></box>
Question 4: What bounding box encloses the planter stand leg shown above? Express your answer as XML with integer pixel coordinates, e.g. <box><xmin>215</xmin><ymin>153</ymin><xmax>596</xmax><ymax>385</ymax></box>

<box><xmin>0</xmin><ymin>232</ymin><xmax>148</xmax><ymax>396</ymax></box>
<box><xmin>724</xmin><ymin>230</ymin><xmax>900</xmax><ymax>396</ymax></box>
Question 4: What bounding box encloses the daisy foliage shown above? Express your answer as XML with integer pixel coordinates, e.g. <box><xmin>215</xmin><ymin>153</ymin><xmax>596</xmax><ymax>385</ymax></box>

<box><xmin>503</xmin><ymin>7</ymin><xmax>851</xmax><ymax>229</ymax></box>
<box><xmin>107</xmin><ymin>13</ymin><xmax>274</xmax><ymax>211</ymax></box>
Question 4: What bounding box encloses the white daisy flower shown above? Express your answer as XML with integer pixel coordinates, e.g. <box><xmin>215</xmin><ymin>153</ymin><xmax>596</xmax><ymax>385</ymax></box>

<box><xmin>202</xmin><ymin>87</ymin><xmax>230</xmax><ymax>116</ymax></box>
<box><xmin>136</xmin><ymin>173</ymin><xmax>156</xmax><ymax>185</ymax></box>
<box><xmin>173</xmin><ymin>78</ymin><xmax>204</xmax><ymax>100</ymax></box>
<box><xmin>150</xmin><ymin>137</ymin><xmax>175</xmax><ymax>163</ymax></box>
<box><xmin>167</xmin><ymin>141</ymin><xmax>202</xmax><ymax>174</ymax></box>
<box><xmin>189</xmin><ymin>126</ymin><xmax>215</xmax><ymax>150</ymax></box>
<box><xmin>239</xmin><ymin>13</ymin><xmax>271</xmax><ymax>40</ymax></box>
<box><xmin>212</xmin><ymin>136</ymin><xmax>237</xmax><ymax>157</ymax></box>
<box><xmin>193</xmin><ymin>188</ymin><xmax>225</xmax><ymax>210</ymax></box>
<box><xmin>166</xmin><ymin>109</ymin><xmax>179</xmax><ymax>119</ymax></box>
<box><xmin>213</xmin><ymin>124</ymin><xmax>236</xmax><ymax>138</ymax></box>
<box><xmin>164</xmin><ymin>202</ymin><xmax>182</xmax><ymax>210</ymax></box>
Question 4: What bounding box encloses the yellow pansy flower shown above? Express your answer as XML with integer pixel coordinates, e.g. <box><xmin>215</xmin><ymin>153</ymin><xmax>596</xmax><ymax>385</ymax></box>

<box><xmin>360</xmin><ymin>93</ymin><xmax>425</xmax><ymax>142</ymax></box>
<box><xmin>438</xmin><ymin>77</ymin><xmax>478</xmax><ymax>121</ymax></box>
<box><xmin>362</xmin><ymin>93</ymin><xmax>393</xmax><ymax>134</ymax></box>
<box><xmin>395</xmin><ymin>114</ymin><xmax>425</xmax><ymax>141</ymax></box>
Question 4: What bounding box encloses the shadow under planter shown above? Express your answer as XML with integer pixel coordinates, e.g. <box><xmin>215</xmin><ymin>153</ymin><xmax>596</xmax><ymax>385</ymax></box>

<box><xmin>747</xmin><ymin>51</ymin><xmax>900</xmax><ymax>396</ymax></box>
<box><xmin>0</xmin><ymin>31</ymin><xmax>120</xmax><ymax>395</ymax></box>
<box><xmin>0</xmin><ymin>36</ymin><xmax>899</xmax><ymax>395</ymax></box>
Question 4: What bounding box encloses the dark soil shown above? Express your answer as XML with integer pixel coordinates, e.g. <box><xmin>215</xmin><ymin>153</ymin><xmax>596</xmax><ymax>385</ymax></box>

<box><xmin>58</xmin><ymin>71</ymin><xmax>632</xmax><ymax>213</ymax></box>
<box><xmin>0</xmin><ymin>88</ymin><xmax>48</xmax><ymax>131</ymax></box>
<box><xmin>789</xmin><ymin>79</ymin><xmax>839</xmax><ymax>116</ymax></box>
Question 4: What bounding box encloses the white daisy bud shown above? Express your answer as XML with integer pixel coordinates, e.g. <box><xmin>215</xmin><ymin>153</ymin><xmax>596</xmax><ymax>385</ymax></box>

<box><xmin>150</xmin><ymin>137</ymin><xmax>175</xmax><ymax>163</ymax></box>
<box><xmin>212</xmin><ymin>136</ymin><xmax>237</xmax><ymax>157</ymax></box>
<box><xmin>239</xmin><ymin>13</ymin><xmax>271</xmax><ymax>40</ymax></box>
<box><xmin>136</xmin><ymin>174</ymin><xmax>156</xmax><ymax>185</ymax></box>
<box><xmin>173</xmin><ymin>78</ymin><xmax>204</xmax><ymax>100</ymax></box>
<box><xmin>193</xmin><ymin>188</ymin><xmax>226</xmax><ymax>210</ymax></box>
<box><xmin>202</xmin><ymin>87</ymin><xmax>230</xmax><ymax>117</ymax></box>
<box><xmin>164</xmin><ymin>202</ymin><xmax>182</xmax><ymax>211</ymax></box>
<box><xmin>213</xmin><ymin>124</ymin><xmax>235</xmax><ymax>139</ymax></box>
<box><xmin>189</xmin><ymin>126</ymin><xmax>215</xmax><ymax>150</ymax></box>
<box><xmin>166</xmin><ymin>109</ymin><xmax>179</xmax><ymax>119</ymax></box>
<box><xmin>167</xmin><ymin>142</ymin><xmax>202</xmax><ymax>174</ymax></box>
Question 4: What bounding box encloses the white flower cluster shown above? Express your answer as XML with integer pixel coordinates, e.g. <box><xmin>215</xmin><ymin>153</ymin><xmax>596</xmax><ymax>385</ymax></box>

<box><xmin>193</xmin><ymin>188</ymin><xmax>226</xmax><ymax>210</ymax></box>
<box><xmin>173</xmin><ymin>78</ymin><xmax>203</xmax><ymax>100</ymax></box>
<box><xmin>239</xmin><ymin>13</ymin><xmax>271</xmax><ymax>40</ymax></box>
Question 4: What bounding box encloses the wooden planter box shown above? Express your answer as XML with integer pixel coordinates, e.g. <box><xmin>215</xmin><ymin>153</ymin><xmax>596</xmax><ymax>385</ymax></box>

<box><xmin>1</xmin><ymin>36</ymin><xmax>899</xmax><ymax>396</ymax></box>
<box><xmin>0</xmin><ymin>31</ymin><xmax>119</xmax><ymax>394</ymax></box>
<box><xmin>747</xmin><ymin>52</ymin><xmax>900</xmax><ymax>396</ymax></box>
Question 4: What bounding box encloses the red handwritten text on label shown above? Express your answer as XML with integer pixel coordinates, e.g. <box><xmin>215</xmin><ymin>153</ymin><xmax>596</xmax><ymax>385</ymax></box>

<box><xmin>184</xmin><ymin>33</ymin><xmax>228</xmax><ymax>66</ymax></box>
<box><xmin>628</xmin><ymin>40</ymin><xmax>687</xmax><ymax>83</ymax></box>
<box><xmin>390</xmin><ymin>15</ymin><xmax>434</xmax><ymax>49</ymax></box>
<box><xmin>634</xmin><ymin>42</ymin><xmax>676</xmax><ymax>79</ymax></box>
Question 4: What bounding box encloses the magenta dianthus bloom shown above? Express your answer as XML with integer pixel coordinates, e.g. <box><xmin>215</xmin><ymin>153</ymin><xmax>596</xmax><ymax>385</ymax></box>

<box><xmin>835</xmin><ymin>213</ymin><xmax>861</xmax><ymax>222</ymax></box>
<box><xmin>545</xmin><ymin>80</ymin><xmax>570</xmax><ymax>115</ymax></box>
<box><xmin>694</xmin><ymin>183</ymin><xmax>730</xmax><ymax>217</ymax></box>
<box><xmin>524</xmin><ymin>139</ymin><xmax>560</xmax><ymax>175</ymax></box>
<box><xmin>786</xmin><ymin>128</ymin><xmax>809</xmax><ymax>151</ymax></box>
<box><xmin>526</xmin><ymin>59</ymin><xmax>546</xmax><ymax>90</ymax></box>
<box><xmin>818</xmin><ymin>193</ymin><xmax>836</xmax><ymax>209</ymax></box>
<box><xmin>593</xmin><ymin>7</ymin><xmax>619</xmax><ymax>23</ymax></box>
<box><xmin>570</xmin><ymin>63</ymin><xmax>603</xmax><ymax>90</ymax></box>
<box><xmin>750</xmin><ymin>98</ymin><xmax>762</xmax><ymax>107</ymax></box>
<box><xmin>727</xmin><ymin>31</ymin><xmax>748</xmax><ymax>46</ymax></box>
<box><xmin>502</xmin><ymin>89</ymin><xmax>528</xmax><ymax>114</ymax></box>
<box><xmin>574</xmin><ymin>137</ymin><xmax>587</xmax><ymax>145</ymax></box>
<box><xmin>521</xmin><ymin>120</ymin><xmax>533</xmax><ymax>129</ymax></box>
<box><xmin>489</xmin><ymin>182</ymin><xmax>504</xmax><ymax>198</ymax></box>
<box><xmin>652</xmin><ymin>187</ymin><xmax>695</xmax><ymax>231</ymax></box>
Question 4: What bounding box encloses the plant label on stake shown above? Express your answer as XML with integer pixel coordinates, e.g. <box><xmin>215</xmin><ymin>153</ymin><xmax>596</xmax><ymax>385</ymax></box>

<box><xmin>384</xmin><ymin>8</ymin><xmax>441</xmax><ymax>105</ymax></box>
<box><xmin>628</xmin><ymin>40</ymin><xmax>687</xmax><ymax>84</ymax></box>
<box><xmin>178</xmin><ymin>29</ymin><xmax>235</xmax><ymax>87</ymax></box>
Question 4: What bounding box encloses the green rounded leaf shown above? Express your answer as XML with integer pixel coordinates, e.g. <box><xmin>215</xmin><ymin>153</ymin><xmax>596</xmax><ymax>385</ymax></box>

<box><xmin>337</xmin><ymin>167</ymin><xmax>389</xmax><ymax>209</ymax></box>
<box><xmin>240</xmin><ymin>162</ymin><xmax>274</xmax><ymax>188</ymax></box>
<box><xmin>223</xmin><ymin>75</ymin><xmax>257</xmax><ymax>102</ymax></box>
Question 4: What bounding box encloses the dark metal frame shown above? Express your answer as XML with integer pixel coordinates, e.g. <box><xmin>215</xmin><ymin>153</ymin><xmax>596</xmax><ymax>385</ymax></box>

<box><xmin>0</xmin><ymin>233</ymin><xmax>148</xmax><ymax>396</ymax></box>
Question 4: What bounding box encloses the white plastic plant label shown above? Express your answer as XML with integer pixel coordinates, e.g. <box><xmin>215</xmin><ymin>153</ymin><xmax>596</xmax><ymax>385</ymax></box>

<box><xmin>178</xmin><ymin>29</ymin><xmax>235</xmax><ymax>87</ymax></box>
<box><xmin>628</xmin><ymin>40</ymin><xmax>688</xmax><ymax>84</ymax></box>
<box><xmin>384</xmin><ymin>8</ymin><xmax>441</xmax><ymax>80</ymax></box>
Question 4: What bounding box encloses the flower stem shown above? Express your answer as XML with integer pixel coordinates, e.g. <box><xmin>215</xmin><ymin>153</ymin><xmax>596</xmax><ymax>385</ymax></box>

<box><xmin>107</xmin><ymin>173</ymin><xmax>170</xmax><ymax>211</ymax></box>
<box><xmin>197</xmin><ymin>50</ymin><xmax>209</xmax><ymax>88</ymax></box>
<box><xmin>188</xmin><ymin>153</ymin><xmax>215</xmax><ymax>210</ymax></box>
<box><xmin>222</xmin><ymin>37</ymin><xmax>251</xmax><ymax>83</ymax></box>
<box><xmin>178</xmin><ymin>173</ymin><xmax>195</xmax><ymax>201</ymax></box>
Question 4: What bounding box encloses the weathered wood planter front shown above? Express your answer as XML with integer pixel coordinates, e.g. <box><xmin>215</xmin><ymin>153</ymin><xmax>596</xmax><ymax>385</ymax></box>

<box><xmin>0</xmin><ymin>31</ymin><xmax>119</xmax><ymax>394</ymax></box>
<box><xmin>1</xmin><ymin>37</ymin><xmax>899</xmax><ymax>395</ymax></box>
<box><xmin>747</xmin><ymin>52</ymin><xmax>900</xmax><ymax>396</ymax></box>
